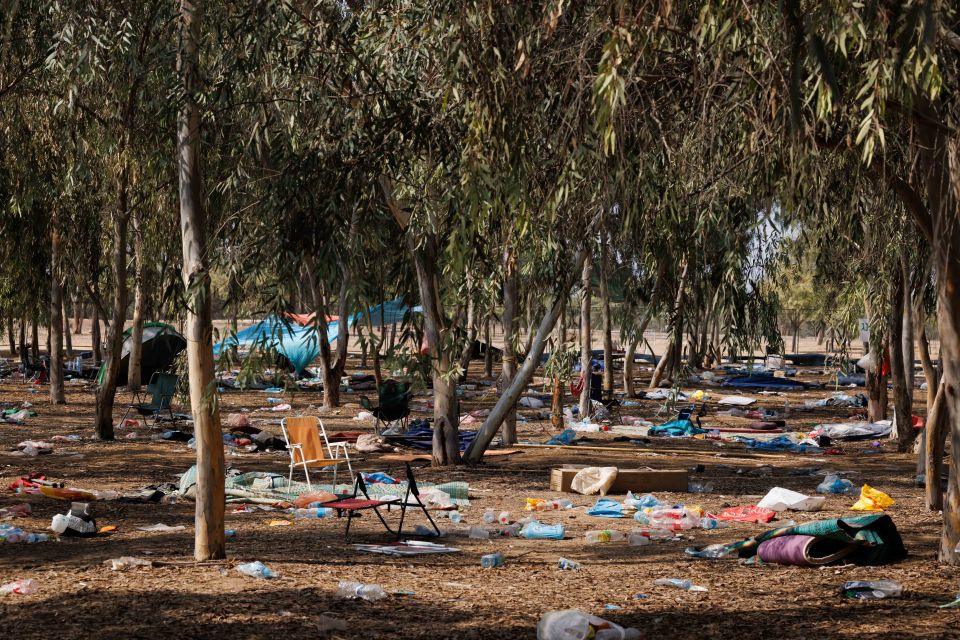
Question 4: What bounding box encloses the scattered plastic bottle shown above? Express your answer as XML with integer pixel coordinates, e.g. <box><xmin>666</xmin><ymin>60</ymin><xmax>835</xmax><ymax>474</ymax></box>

<box><xmin>585</xmin><ymin>530</ymin><xmax>625</xmax><ymax>544</ymax></box>
<box><xmin>627</xmin><ymin>532</ymin><xmax>651</xmax><ymax>546</ymax></box>
<box><xmin>266</xmin><ymin>397</ymin><xmax>283</xmax><ymax>405</ymax></box>
<box><xmin>817</xmin><ymin>474</ymin><xmax>855</xmax><ymax>495</ymax></box>
<box><xmin>631</xmin><ymin>528</ymin><xmax>674</xmax><ymax>541</ymax></box>
<box><xmin>336</xmin><ymin>580</ymin><xmax>387</xmax><ymax>601</ymax></box>
<box><xmin>520</xmin><ymin>521</ymin><xmax>565</xmax><ymax>540</ymax></box>
<box><xmin>25</xmin><ymin>533</ymin><xmax>49</xmax><ymax>543</ymax></box>
<box><xmin>235</xmin><ymin>561</ymin><xmax>278</xmax><ymax>579</ymax></box>
<box><xmin>468</xmin><ymin>526</ymin><xmax>491</xmax><ymax>539</ymax></box>
<box><xmin>108</xmin><ymin>556</ymin><xmax>152</xmax><ymax>571</ymax></box>
<box><xmin>645</xmin><ymin>507</ymin><xmax>700</xmax><ymax>531</ymax></box>
<box><xmin>480</xmin><ymin>552</ymin><xmax>504</xmax><ymax>568</ymax></box>
<box><xmin>684</xmin><ymin>544</ymin><xmax>732</xmax><ymax>559</ymax></box>
<box><xmin>698</xmin><ymin>517</ymin><xmax>729</xmax><ymax>530</ymax></box>
<box><xmin>653</xmin><ymin>578</ymin><xmax>708</xmax><ymax>592</ymax></box>
<box><xmin>0</xmin><ymin>579</ymin><xmax>37</xmax><ymax>595</ymax></box>
<box><xmin>495</xmin><ymin>523</ymin><xmax>522</xmax><ymax>538</ymax></box>
<box><xmin>498</xmin><ymin>511</ymin><xmax>511</xmax><ymax>524</ymax></box>
<box><xmin>526</xmin><ymin>498</ymin><xmax>574</xmax><ymax>511</ymax></box>
<box><xmin>687</xmin><ymin>481</ymin><xmax>714</xmax><ymax>493</ymax></box>
<box><xmin>840</xmin><ymin>580</ymin><xmax>903</xmax><ymax>599</ymax></box>
<box><xmin>447</xmin><ymin>511</ymin><xmax>462</xmax><ymax>524</ymax></box>
<box><xmin>483</xmin><ymin>510</ymin><xmax>496</xmax><ymax>524</ymax></box>
<box><xmin>537</xmin><ymin>609</ymin><xmax>640</xmax><ymax>640</ymax></box>
<box><xmin>558</xmin><ymin>558</ymin><xmax>581</xmax><ymax>570</ymax></box>
<box><xmin>294</xmin><ymin>507</ymin><xmax>333</xmax><ymax>520</ymax></box>
<box><xmin>225</xmin><ymin>529</ymin><xmax>237</xmax><ymax>538</ymax></box>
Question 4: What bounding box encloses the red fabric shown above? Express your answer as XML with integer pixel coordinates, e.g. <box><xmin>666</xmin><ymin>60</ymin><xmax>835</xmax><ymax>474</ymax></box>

<box><xmin>570</xmin><ymin>374</ymin><xmax>584</xmax><ymax>397</ymax></box>
<box><xmin>7</xmin><ymin>474</ymin><xmax>45</xmax><ymax>492</ymax></box>
<box><xmin>715</xmin><ymin>505</ymin><xmax>776</xmax><ymax>524</ymax></box>
<box><xmin>881</xmin><ymin>349</ymin><xmax>891</xmax><ymax>377</ymax></box>
<box><xmin>912</xmin><ymin>415</ymin><xmax>924</xmax><ymax>430</ymax></box>
<box><xmin>284</xmin><ymin>312</ymin><xmax>338</xmax><ymax>326</ymax></box>
<box><xmin>326</xmin><ymin>498</ymin><xmax>388</xmax><ymax>510</ymax></box>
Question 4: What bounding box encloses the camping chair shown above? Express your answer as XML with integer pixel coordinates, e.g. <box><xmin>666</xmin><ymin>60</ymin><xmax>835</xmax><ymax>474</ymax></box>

<box><xmin>677</xmin><ymin>402</ymin><xmax>707</xmax><ymax>429</ymax></box>
<box><xmin>280</xmin><ymin>416</ymin><xmax>353</xmax><ymax>490</ymax></box>
<box><xmin>588</xmin><ymin>371</ymin><xmax>623</xmax><ymax>423</ymax></box>
<box><xmin>359</xmin><ymin>379</ymin><xmax>412</xmax><ymax>435</ymax></box>
<box><xmin>119</xmin><ymin>372</ymin><xmax>178</xmax><ymax>428</ymax></box>
<box><xmin>323</xmin><ymin>471</ymin><xmax>401</xmax><ymax>539</ymax></box>
<box><xmin>394</xmin><ymin>463</ymin><xmax>441</xmax><ymax>539</ymax></box>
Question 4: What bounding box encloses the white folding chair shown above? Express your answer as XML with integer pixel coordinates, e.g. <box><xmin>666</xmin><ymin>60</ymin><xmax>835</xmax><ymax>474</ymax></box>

<box><xmin>280</xmin><ymin>416</ymin><xmax>353</xmax><ymax>490</ymax></box>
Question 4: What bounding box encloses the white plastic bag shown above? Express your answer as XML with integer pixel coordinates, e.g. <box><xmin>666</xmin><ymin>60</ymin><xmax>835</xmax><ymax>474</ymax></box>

<box><xmin>570</xmin><ymin>467</ymin><xmax>618</xmax><ymax>496</ymax></box>
<box><xmin>756</xmin><ymin>487</ymin><xmax>825</xmax><ymax>512</ymax></box>
<box><xmin>537</xmin><ymin>610</ymin><xmax>640</xmax><ymax>640</ymax></box>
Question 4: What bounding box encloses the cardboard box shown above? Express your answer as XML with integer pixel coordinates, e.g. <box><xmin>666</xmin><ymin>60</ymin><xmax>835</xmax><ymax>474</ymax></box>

<box><xmin>550</xmin><ymin>466</ymin><xmax>689</xmax><ymax>494</ymax></box>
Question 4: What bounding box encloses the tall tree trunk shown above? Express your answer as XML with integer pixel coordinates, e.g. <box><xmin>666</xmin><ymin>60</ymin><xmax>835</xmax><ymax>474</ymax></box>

<box><xmin>914</xmin><ymin>283</ymin><xmax>939</xmax><ymax>412</ymax></box>
<box><xmin>482</xmin><ymin>314</ymin><xmax>493</xmax><ymax>379</ymax></box>
<box><xmin>62</xmin><ymin>294</ymin><xmax>73</xmax><ymax>358</ymax></box>
<box><xmin>623</xmin><ymin>311</ymin><xmax>653</xmax><ymax>397</ymax></box>
<box><xmin>73</xmin><ymin>299</ymin><xmax>83</xmax><ymax>334</ymax></box>
<box><xmin>409</xmin><ymin>234</ymin><xmax>460</xmax><ymax>466</ymax></box>
<box><xmin>49</xmin><ymin>227</ymin><xmax>65</xmax><ymax>404</ymax></box>
<box><xmin>92</xmin><ymin>307</ymin><xmax>102</xmax><ymax>363</ymax></box>
<box><xmin>178</xmin><ymin>0</ymin><xmax>225</xmax><ymax>561</ymax></box>
<box><xmin>18</xmin><ymin>317</ymin><xmax>26</xmax><ymax>366</ymax></box>
<box><xmin>6</xmin><ymin>317</ymin><xmax>15</xmax><ymax>356</ymax></box>
<box><xmin>888</xmin><ymin>267</ymin><xmax>914</xmax><ymax>451</ymax></box>
<box><xmin>501</xmin><ymin>245</ymin><xmax>519</xmax><ymax>444</ymax></box>
<box><xmin>650</xmin><ymin>261</ymin><xmax>689</xmax><ymax>389</ymax></box>
<box><xmin>600</xmin><ymin>232</ymin><xmax>613</xmax><ymax>394</ymax></box>
<box><xmin>923</xmin><ymin>382</ymin><xmax>948</xmax><ymax>510</ymax></box>
<box><xmin>30</xmin><ymin>315</ymin><xmax>38</xmax><ymax>360</ymax></box>
<box><xmin>457</xmin><ymin>279</ymin><xmax>477</xmax><ymax>379</ymax></box>
<box><xmin>127</xmin><ymin>212</ymin><xmax>147</xmax><ymax>391</ymax></box>
<box><xmin>901</xmin><ymin>253</ymin><xmax>915</xmax><ymax>392</ymax></box>
<box><xmin>465</xmin><ymin>249</ymin><xmax>588</xmax><ymax>463</ymax></box>
<box><xmin>578</xmin><ymin>251</ymin><xmax>593</xmax><ymax>419</ymax></box>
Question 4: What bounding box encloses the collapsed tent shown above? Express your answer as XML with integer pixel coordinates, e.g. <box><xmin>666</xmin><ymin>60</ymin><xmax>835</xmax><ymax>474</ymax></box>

<box><xmin>810</xmin><ymin>420</ymin><xmax>893</xmax><ymax>440</ymax></box>
<box><xmin>214</xmin><ymin>299</ymin><xmax>423</xmax><ymax>376</ymax></box>
<box><xmin>98</xmin><ymin>322</ymin><xmax>186</xmax><ymax>386</ymax></box>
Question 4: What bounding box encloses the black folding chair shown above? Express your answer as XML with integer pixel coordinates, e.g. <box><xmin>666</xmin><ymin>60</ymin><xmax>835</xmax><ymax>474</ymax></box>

<box><xmin>395</xmin><ymin>463</ymin><xmax>441</xmax><ymax>538</ymax></box>
<box><xmin>324</xmin><ymin>473</ymin><xmax>400</xmax><ymax>539</ymax></box>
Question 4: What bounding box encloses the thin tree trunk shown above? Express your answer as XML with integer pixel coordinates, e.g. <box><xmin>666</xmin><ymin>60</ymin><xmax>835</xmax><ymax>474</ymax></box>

<box><xmin>92</xmin><ymin>307</ymin><xmax>102</xmax><ymax>363</ymax></box>
<box><xmin>888</xmin><ymin>267</ymin><xmax>914</xmax><ymax>451</ymax></box>
<box><xmin>457</xmin><ymin>279</ymin><xmax>477</xmax><ymax>379</ymax></box>
<box><xmin>901</xmin><ymin>253</ymin><xmax>915</xmax><ymax>392</ymax></box>
<box><xmin>73</xmin><ymin>299</ymin><xmax>83</xmax><ymax>334</ymax></box>
<box><xmin>600</xmin><ymin>232</ymin><xmax>613</xmax><ymax>394</ymax></box>
<box><xmin>650</xmin><ymin>261</ymin><xmax>689</xmax><ymax>388</ymax></box>
<box><xmin>578</xmin><ymin>251</ymin><xmax>593</xmax><ymax>419</ymax></box>
<box><xmin>915</xmin><ymin>285</ymin><xmax>938</xmax><ymax>411</ymax></box>
<box><xmin>18</xmin><ymin>317</ymin><xmax>26</xmax><ymax>366</ymax></box>
<box><xmin>178</xmin><ymin>0</ymin><xmax>225</xmax><ymax>561</ymax></box>
<box><xmin>501</xmin><ymin>246</ymin><xmax>519</xmax><ymax>444</ymax></box>
<box><xmin>483</xmin><ymin>314</ymin><xmax>493</xmax><ymax>379</ymax></box>
<box><xmin>465</xmin><ymin>249</ymin><xmax>588</xmax><ymax>463</ymax></box>
<box><xmin>127</xmin><ymin>212</ymin><xmax>147</xmax><ymax>391</ymax></box>
<box><xmin>7</xmin><ymin>317</ymin><xmax>15</xmax><ymax>356</ymax></box>
<box><xmin>923</xmin><ymin>382</ymin><xmax>948</xmax><ymax>510</ymax></box>
<box><xmin>49</xmin><ymin>227</ymin><xmax>65</xmax><ymax>404</ymax></box>
<box><xmin>30</xmin><ymin>316</ymin><xmax>38</xmax><ymax>360</ymax></box>
<box><xmin>62</xmin><ymin>294</ymin><xmax>73</xmax><ymax>358</ymax></box>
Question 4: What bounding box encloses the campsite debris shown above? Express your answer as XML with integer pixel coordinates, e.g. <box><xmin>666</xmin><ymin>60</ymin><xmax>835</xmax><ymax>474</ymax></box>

<box><xmin>585</xmin><ymin>529</ymin><xmax>625</xmax><ymax>544</ymax></box>
<box><xmin>483</xmin><ymin>510</ymin><xmax>496</xmax><ymax>524</ymax></box>
<box><xmin>236</xmin><ymin>561</ymin><xmax>278</xmax><ymax>579</ymax></box>
<box><xmin>0</xmin><ymin>579</ymin><xmax>38</xmax><ymax>595</ymax></box>
<box><xmin>0</xmin><ymin>503</ymin><xmax>31</xmax><ymax>519</ymax></box>
<box><xmin>628</xmin><ymin>531</ymin><xmax>651</xmax><ymax>546</ymax></box>
<box><xmin>715</xmin><ymin>505</ymin><xmax>777</xmax><ymax>523</ymax></box>
<box><xmin>520</xmin><ymin>521</ymin><xmax>565</xmax><ymax>540</ymax></box>
<box><xmin>497</xmin><ymin>511</ymin><xmax>511</xmax><ymax>524</ymax></box>
<box><xmin>851</xmin><ymin>485</ymin><xmax>895</xmax><ymax>511</ymax></box>
<box><xmin>624</xmin><ymin>492</ymin><xmax>661</xmax><ymax>509</ymax></box>
<box><xmin>653</xmin><ymin>578</ymin><xmax>708</xmax><ymax>592</ymax></box>
<box><xmin>526</xmin><ymin>498</ymin><xmax>574</xmax><ymax>511</ymax></box>
<box><xmin>840</xmin><ymin>580</ymin><xmax>903</xmax><ymax>599</ymax></box>
<box><xmin>293</xmin><ymin>507</ymin><xmax>333</xmax><ymax>520</ymax></box>
<box><xmin>468</xmin><ymin>526</ymin><xmax>491</xmax><ymax>539</ymax></box>
<box><xmin>557</xmin><ymin>558</ymin><xmax>581</xmax><ymax>570</ymax></box>
<box><xmin>447</xmin><ymin>511</ymin><xmax>462</xmax><ymax>523</ymax></box>
<box><xmin>635</xmin><ymin>506</ymin><xmax>701</xmax><ymax>530</ymax></box>
<box><xmin>316</xmin><ymin>615</ymin><xmax>348</xmax><ymax>633</ymax></box>
<box><xmin>337</xmin><ymin>581</ymin><xmax>387</xmax><ymax>601</ymax></box>
<box><xmin>50</xmin><ymin>503</ymin><xmax>97</xmax><ymax>537</ymax></box>
<box><xmin>0</xmin><ymin>524</ymin><xmax>49</xmax><ymax>543</ymax></box>
<box><xmin>353</xmin><ymin>541</ymin><xmax>460</xmax><ymax>556</ymax></box>
<box><xmin>685</xmin><ymin>543</ymin><xmax>735</xmax><ymax>559</ymax></box>
<box><xmin>107</xmin><ymin>557</ymin><xmax>152</xmax><ymax>571</ymax></box>
<box><xmin>536</xmin><ymin>610</ymin><xmax>640</xmax><ymax>640</ymax></box>
<box><xmin>268</xmin><ymin>520</ymin><xmax>293</xmax><ymax>527</ymax></box>
<box><xmin>586</xmin><ymin>497</ymin><xmax>628</xmax><ymax>518</ymax></box>
<box><xmin>817</xmin><ymin>474</ymin><xmax>855</xmax><ymax>495</ymax></box>
<box><xmin>756</xmin><ymin>487</ymin><xmax>826</xmax><ymax>512</ymax></box>
<box><xmin>688</xmin><ymin>480</ymin><xmax>714</xmax><ymax>493</ymax></box>
<box><xmin>480</xmin><ymin>551</ymin><xmax>505</xmax><ymax>568</ymax></box>
<box><xmin>136</xmin><ymin>523</ymin><xmax>186</xmax><ymax>532</ymax></box>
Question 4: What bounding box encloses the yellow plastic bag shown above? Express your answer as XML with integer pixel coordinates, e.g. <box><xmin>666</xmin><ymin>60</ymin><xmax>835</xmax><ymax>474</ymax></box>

<box><xmin>850</xmin><ymin>484</ymin><xmax>894</xmax><ymax>511</ymax></box>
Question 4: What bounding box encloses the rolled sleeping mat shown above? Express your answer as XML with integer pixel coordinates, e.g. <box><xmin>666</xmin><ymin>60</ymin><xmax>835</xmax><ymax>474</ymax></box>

<box><xmin>757</xmin><ymin>534</ymin><xmax>858</xmax><ymax>566</ymax></box>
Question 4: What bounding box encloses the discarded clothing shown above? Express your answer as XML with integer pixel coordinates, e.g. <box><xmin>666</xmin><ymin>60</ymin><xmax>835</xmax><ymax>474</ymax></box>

<box><xmin>586</xmin><ymin>498</ymin><xmax>626</xmax><ymax>518</ymax></box>
<box><xmin>648</xmin><ymin>418</ymin><xmax>704</xmax><ymax>437</ymax></box>
<box><xmin>723</xmin><ymin>374</ymin><xmax>805</xmax><ymax>390</ymax></box>
<box><xmin>810</xmin><ymin>420</ymin><xmax>892</xmax><ymax>441</ymax></box>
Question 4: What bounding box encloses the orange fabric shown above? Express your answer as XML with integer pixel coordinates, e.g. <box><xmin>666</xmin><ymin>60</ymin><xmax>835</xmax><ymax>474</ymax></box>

<box><xmin>285</xmin><ymin>312</ymin><xmax>339</xmax><ymax>326</ymax></box>
<box><xmin>285</xmin><ymin>417</ymin><xmax>338</xmax><ymax>467</ymax></box>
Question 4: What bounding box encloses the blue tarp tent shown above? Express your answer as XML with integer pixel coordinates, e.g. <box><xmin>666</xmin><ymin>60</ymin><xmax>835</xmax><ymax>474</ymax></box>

<box><xmin>214</xmin><ymin>299</ymin><xmax>421</xmax><ymax>376</ymax></box>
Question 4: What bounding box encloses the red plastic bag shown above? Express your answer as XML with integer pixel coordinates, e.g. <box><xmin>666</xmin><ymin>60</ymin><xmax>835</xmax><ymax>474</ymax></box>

<box><xmin>715</xmin><ymin>505</ymin><xmax>777</xmax><ymax>523</ymax></box>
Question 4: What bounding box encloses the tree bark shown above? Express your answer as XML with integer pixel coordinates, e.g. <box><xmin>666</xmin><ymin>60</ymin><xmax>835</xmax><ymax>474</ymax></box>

<box><xmin>482</xmin><ymin>314</ymin><xmax>493</xmax><ymax>379</ymax></box>
<box><xmin>92</xmin><ymin>306</ymin><xmax>102</xmax><ymax>363</ymax></box>
<box><xmin>901</xmin><ymin>253</ymin><xmax>915</xmax><ymax>392</ymax></box>
<box><xmin>18</xmin><ymin>317</ymin><xmax>26</xmax><ymax>366</ymax></box>
<box><xmin>600</xmin><ymin>232</ymin><xmax>614</xmax><ymax>394</ymax></box>
<box><xmin>578</xmin><ymin>251</ymin><xmax>593</xmax><ymax>419</ymax></box>
<box><xmin>127</xmin><ymin>211</ymin><xmax>147</xmax><ymax>391</ymax></box>
<box><xmin>923</xmin><ymin>382</ymin><xmax>948</xmax><ymax>510</ymax></box>
<box><xmin>501</xmin><ymin>245</ymin><xmax>519</xmax><ymax>444</ymax></box>
<box><xmin>178</xmin><ymin>0</ymin><xmax>225</xmax><ymax>561</ymax></box>
<box><xmin>457</xmin><ymin>280</ymin><xmax>478</xmax><ymax>379</ymax></box>
<box><xmin>30</xmin><ymin>315</ymin><xmax>38</xmax><ymax>360</ymax></box>
<box><xmin>73</xmin><ymin>299</ymin><xmax>83</xmax><ymax>335</ymax></box>
<box><xmin>63</xmin><ymin>294</ymin><xmax>73</xmax><ymax>358</ymax></box>
<box><xmin>49</xmin><ymin>227</ymin><xmax>65</xmax><ymax>404</ymax></box>
<box><xmin>650</xmin><ymin>261</ymin><xmax>689</xmax><ymax>389</ymax></box>
<box><xmin>888</xmin><ymin>266</ymin><xmax>914</xmax><ymax>451</ymax></box>
<box><xmin>7</xmin><ymin>317</ymin><xmax>15</xmax><ymax>356</ymax></box>
<box><xmin>465</xmin><ymin>249</ymin><xmax>588</xmax><ymax>463</ymax></box>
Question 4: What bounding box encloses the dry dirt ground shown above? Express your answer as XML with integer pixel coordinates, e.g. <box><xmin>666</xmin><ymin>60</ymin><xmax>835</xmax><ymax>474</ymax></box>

<box><xmin>0</xmin><ymin>359</ymin><xmax>957</xmax><ymax>639</ymax></box>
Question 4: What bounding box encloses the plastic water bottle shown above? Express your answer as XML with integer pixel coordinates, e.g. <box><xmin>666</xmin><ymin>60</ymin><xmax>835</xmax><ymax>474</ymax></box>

<box><xmin>468</xmin><ymin>526</ymin><xmax>490</xmax><ymax>539</ymax></box>
<box><xmin>235</xmin><ymin>561</ymin><xmax>277</xmax><ymax>579</ymax></box>
<box><xmin>840</xmin><ymin>580</ymin><xmax>903</xmax><ymax>599</ymax></box>
<box><xmin>0</xmin><ymin>525</ymin><xmax>25</xmax><ymax>543</ymax></box>
<box><xmin>336</xmin><ymin>580</ymin><xmax>387</xmax><ymax>601</ymax></box>
<box><xmin>496</xmin><ymin>523</ymin><xmax>522</xmax><ymax>538</ymax></box>
<box><xmin>684</xmin><ymin>544</ymin><xmax>732</xmax><ymax>559</ymax></box>
<box><xmin>585</xmin><ymin>530</ymin><xmax>625</xmax><ymax>544</ymax></box>
<box><xmin>483</xmin><ymin>510</ymin><xmax>496</xmax><ymax>524</ymax></box>
<box><xmin>498</xmin><ymin>511</ymin><xmax>510</xmax><ymax>524</ymax></box>
<box><xmin>294</xmin><ymin>507</ymin><xmax>333</xmax><ymax>520</ymax></box>
<box><xmin>25</xmin><ymin>533</ymin><xmax>49</xmax><ymax>543</ymax></box>
<box><xmin>699</xmin><ymin>517</ymin><xmax>728</xmax><ymax>529</ymax></box>
<box><xmin>558</xmin><ymin>557</ymin><xmax>581</xmax><ymax>570</ymax></box>
<box><xmin>627</xmin><ymin>532</ymin><xmax>651</xmax><ymax>546</ymax></box>
<box><xmin>0</xmin><ymin>579</ymin><xmax>37</xmax><ymax>595</ymax></box>
<box><xmin>519</xmin><ymin>521</ymin><xmax>565</xmax><ymax>540</ymax></box>
<box><xmin>632</xmin><ymin>527</ymin><xmax>673</xmax><ymax>540</ymax></box>
<box><xmin>448</xmin><ymin>511</ymin><xmax>462</xmax><ymax>524</ymax></box>
<box><xmin>480</xmin><ymin>552</ymin><xmax>504</xmax><ymax>568</ymax></box>
<box><xmin>653</xmin><ymin>578</ymin><xmax>708</xmax><ymax>592</ymax></box>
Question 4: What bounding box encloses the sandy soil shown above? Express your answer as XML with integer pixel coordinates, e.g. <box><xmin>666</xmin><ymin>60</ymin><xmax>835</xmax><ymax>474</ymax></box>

<box><xmin>0</xmin><ymin>358</ymin><xmax>956</xmax><ymax>639</ymax></box>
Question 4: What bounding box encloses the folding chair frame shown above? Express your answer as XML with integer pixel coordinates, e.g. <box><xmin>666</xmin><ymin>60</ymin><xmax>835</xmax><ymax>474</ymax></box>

<box><xmin>118</xmin><ymin>372</ymin><xmax>177</xmax><ymax>429</ymax></box>
<box><xmin>326</xmin><ymin>473</ymin><xmax>400</xmax><ymax>539</ymax></box>
<box><xmin>280</xmin><ymin>416</ymin><xmax>353</xmax><ymax>490</ymax></box>
<box><xmin>395</xmin><ymin>463</ymin><xmax>441</xmax><ymax>539</ymax></box>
